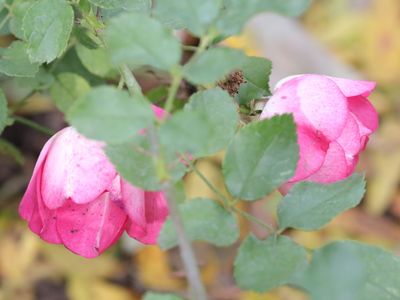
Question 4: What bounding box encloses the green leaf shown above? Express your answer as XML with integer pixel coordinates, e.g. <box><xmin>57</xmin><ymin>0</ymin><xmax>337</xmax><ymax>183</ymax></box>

<box><xmin>217</xmin><ymin>0</ymin><xmax>311</xmax><ymax>35</ymax></box>
<box><xmin>100</xmin><ymin>0</ymin><xmax>152</xmax><ymax>19</ymax></box>
<box><xmin>106</xmin><ymin>135</ymin><xmax>160</xmax><ymax>190</ymax></box>
<box><xmin>22</xmin><ymin>0</ymin><xmax>74</xmax><ymax>63</ymax></box>
<box><xmin>237</xmin><ymin>56</ymin><xmax>272</xmax><ymax>104</ymax></box>
<box><xmin>15</xmin><ymin>68</ymin><xmax>55</xmax><ymax>91</ymax></box>
<box><xmin>155</xmin><ymin>0</ymin><xmax>222</xmax><ymax>36</ymax></box>
<box><xmin>158</xmin><ymin>198</ymin><xmax>239</xmax><ymax>250</ymax></box>
<box><xmin>234</xmin><ymin>235</ymin><xmax>308</xmax><ymax>292</ymax></box>
<box><xmin>223</xmin><ymin>114</ymin><xmax>298</xmax><ymax>201</ymax></box>
<box><xmin>0</xmin><ymin>41</ymin><xmax>39</xmax><ymax>77</ymax></box>
<box><xmin>278</xmin><ymin>174</ymin><xmax>366</xmax><ymax>231</ymax></box>
<box><xmin>73</xmin><ymin>27</ymin><xmax>100</xmax><ymax>50</ymax></box>
<box><xmin>88</xmin><ymin>0</ymin><xmax>128</xmax><ymax>9</ymax></box>
<box><xmin>104</xmin><ymin>13</ymin><xmax>181</xmax><ymax>71</ymax></box>
<box><xmin>0</xmin><ymin>89</ymin><xmax>8</xmax><ymax>134</ymax></box>
<box><xmin>67</xmin><ymin>86</ymin><xmax>154</xmax><ymax>143</ymax></box>
<box><xmin>295</xmin><ymin>241</ymin><xmax>400</xmax><ymax>300</ymax></box>
<box><xmin>51</xmin><ymin>47</ymin><xmax>104</xmax><ymax>86</ymax></box>
<box><xmin>9</xmin><ymin>0</ymin><xmax>32</xmax><ymax>39</ymax></box>
<box><xmin>183</xmin><ymin>47</ymin><xmax>246</xmax><ymax>85</ymax></box>
<box><xmin>0</xmin><ymin>138</ymin><xmax>24</xmax><ymax>165</ymax></box>
<box><xmin>106</xmin><ymin>134</ymin><xmax>186</xmax><ymax>190</ymax></box>
<box><xmin>76</xmin><ymin>44</ymin><xmax>117</xmax><ymax>78</ymax></box>
<box><xmin>159</xmin><ymin>110</ymin><xmax>214</xmax><ymax>158</ymax></box>
<box><xmin>183</xmin><ymin>88</ymin><xmax>239</xmax><ymax>155</ymax></box>
<box><xmin>160</xmin><ymin>92</ymin><xmax>238</xmax><ymax>158</ymax></box>
<box><xmin>50</xmin><ymin>73</ymin><xmax>91</xmax><ymax>112</ymax></box>
<box><xmin>143</xmin><ymin>292</ymin><xmax>183</xmax><ymax>300</ymax></box>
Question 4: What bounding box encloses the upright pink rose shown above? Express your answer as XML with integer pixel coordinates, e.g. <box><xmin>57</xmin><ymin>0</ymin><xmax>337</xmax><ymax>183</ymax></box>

<box><xmin>260</xmin><ymin>74</ymin><xmax>378</xmax><ymax>193</ymax></box>
<box><xmin>19</xmin><ymin>108</ymin><xmax>168</xmax><ymax>258</ymax></box>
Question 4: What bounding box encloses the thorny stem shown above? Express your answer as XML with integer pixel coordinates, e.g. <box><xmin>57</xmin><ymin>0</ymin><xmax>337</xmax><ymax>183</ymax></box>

<box><xmin>13</xmin><ymin>116</ymin><xmax>55</xmax><ymax>136</ymax></box>
<box><xmin>164</xmin><ymin>184</ymin><xmax>208</xmax><ymax>300</ymax></box>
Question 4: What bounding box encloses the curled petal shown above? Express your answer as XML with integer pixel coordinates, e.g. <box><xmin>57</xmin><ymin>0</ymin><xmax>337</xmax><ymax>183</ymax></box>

<box><xmin>306</xmin><ymin>142</ymin><xmax>349</xmax><ymax>183</ymax></box>
<box><xmin>290</xmin><ymin>126</ymin><xmax>328</xmax><ymax>182</ymax></box>
<box><xmin>122</xmin><ymin>181</ymin><xmax>168</xmax><ymax>244</ymax></box>
<box><xmin>41</xmin><ymin>127</ymin><xmax>116</xmax><ymax>209</ymax></box>
<box><xmin>297</xmin><ymin>75</ymin><xmax>348</xmax><ymax>141</ymax></box>
<box><xmin>261</xmin><ymin>76</ymin><xmax>304</xmax><ymax>122</ymax></box>
<box><xmin>327</xmin><ymin>76</ymin><xmax>376</xmax><ymax>97</ymax></box>
<box><xmin>19</xmin><ymin>134</ymin><xmax>57</xmax><ymax>221</ymax></box>
<box><xmin>348</xmin><ymin>96</ymin><xmax>379</xmax><ymax>136</ymax></box>
<box><xmin>56</xmin><ymin>193</ymin><xmax>127</xmax><ymax>258</ymax></box>
<box><xmin>336</xmin><ymin>114</ymin><xmax>362</xmax><ymax>167</ymax></box>
<box><xmin>19</xmin><ymin>133</ymin><xmax>61</xmax><ymax>243</ymax></box>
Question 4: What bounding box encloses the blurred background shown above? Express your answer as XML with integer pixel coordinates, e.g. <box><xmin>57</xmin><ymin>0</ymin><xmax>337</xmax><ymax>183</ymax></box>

<box><xmin>1</xmin><ymin>0</ymin><xmax>400</xmax><ymax>299</ymax></box>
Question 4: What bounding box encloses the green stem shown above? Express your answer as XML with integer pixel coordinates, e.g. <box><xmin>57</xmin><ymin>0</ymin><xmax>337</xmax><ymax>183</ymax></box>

<box><xmin>233</xmin><ymin>207</ymin><xmax>274</xmax><ymax>233</ymax></box>
<box><xmin>13</xmin><ymin>116</ymin><xmax>54</xmax><ymax>136</ymax></box>
<box><xmin>184</xmin><ymin>156</ymin><xmax>275</xmax><ymax>233</ymax></box>
<box><xmin>164</xmin><ymin>70</ymin><xmax>182</xmax><ymax>113</ymax></box>
<box><xmin>186</xmin><ymin>158</ymin><xmax>230</xmax><ymax>208</ymax></box>
<box><xmin>182</xmin><ymin>45</ymin><xmax>198</xmax><ymax>52</ymax></box>
<box><xmin>119</xmin><ymin>65</ymin><xmax>143</xmax><ymax>97</ymax></box>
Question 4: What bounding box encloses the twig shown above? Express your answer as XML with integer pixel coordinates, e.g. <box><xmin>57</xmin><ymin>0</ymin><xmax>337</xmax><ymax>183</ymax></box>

<box><xmin>164</xmin><ymin>184</ymin><xmax>208</xmax><ymax>300</ymax></box>
<box><xmin>13</xmin><ymin>116</ymin><xmax>54</xmax><ymax>136</ymax></box>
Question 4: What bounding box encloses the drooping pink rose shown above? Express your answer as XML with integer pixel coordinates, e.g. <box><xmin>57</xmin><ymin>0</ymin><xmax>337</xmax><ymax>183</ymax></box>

<box><xmin>260</xmin><ymin>74</ymin><xmax>378</xmax><ymax>193</ymax></box>
<box><xmin>19</xmin><ymin>108</ymin><xmax>168</xmax><ymax>258</ymax></box>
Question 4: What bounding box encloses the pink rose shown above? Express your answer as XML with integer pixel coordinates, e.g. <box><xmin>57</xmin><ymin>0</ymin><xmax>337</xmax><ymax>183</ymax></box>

<box><xmin>19</xmin><ymin>108</ymin><xmax>168</xmax><ymax>258</ymax></box>
<box><xmin>260</xmin><ymin>74</ymin><xmax>378</xmax><ymax>193</ymax></box>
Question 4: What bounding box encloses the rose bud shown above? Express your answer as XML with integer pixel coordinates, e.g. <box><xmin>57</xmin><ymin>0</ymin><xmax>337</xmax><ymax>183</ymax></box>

<box><xmin>19</xmin><ymin>109</ymin><xmax>168</xmax><ymax>258</ymax></box>
<box><xmin>260</xmin><ymin>74</ymin><xmax>378</xmax><ymax>193</ymax></box>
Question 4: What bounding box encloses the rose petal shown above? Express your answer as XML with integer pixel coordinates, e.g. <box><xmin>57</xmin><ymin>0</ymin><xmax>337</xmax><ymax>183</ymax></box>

<box><xmin>336</xmin><ymin>114</ymin><xmax>362</xmax><ymax>167</ymax></box>
<box><xmin>326</xmin><ymin>76</ymin><xmax>376</xmax><ymax>97</ymax></box>
<box><xmin>348</xmin><ymin>96</ymin><xmax>379</xmax><ymax>136</ymax></box>
<box><xmin>290</xmin><ymin>126</ymin><xmax>328</xmax><ymax>182</ymax></box>
<box><xmin>19</xmin><ymin>133</ymin><xmax>57</xmax><ymax>221</ymax></box>
<box><xmin>122</xmin><ymin>181</ymin><xmax>168</xmax><ymax>244</ymax></box>
<box><xmin>19</xmin><ymin>133</ymin><xmax>61</xmax><ymax>243</ymax></box>
<box><xmin>260</xmin><ymin>76</ymin><xmax>304</xmax><ymax>122</ymax></box>
<box><xmin>41</xmin><ymin>127</ymin><xmax>116</xmax><ymax>209</ymax></box>
<box><xmin>306</xmin><ymin>142</ymin><xmax>349</xmax><ymax>183</ymax></box>
<box><xmin>56</xmin><ymin>193</ymin><xmax>127</xmax><ymax>258</ymax></box>
<box><xmin>151</xmin><ymin>105</ymin><xmax>166</xmax><ymax>120</ymax></box>
<box><xmin>297</xmin><ymin>75</ymin><xmax>348</xmax><ymax>141</ymax></box>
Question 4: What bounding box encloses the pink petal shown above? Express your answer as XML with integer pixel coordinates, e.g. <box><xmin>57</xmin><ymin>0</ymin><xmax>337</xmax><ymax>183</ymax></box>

<box><xmin>260</xmin><ymin>76</ymin><xmax>303</xmax><ymax>121</ymax></box>
<box><xmin>336</xmin><ymin>114</ymin><xmax>362</xmax><ymax>166</ymax></box>
<box><xmin>326</xmin><ymin>76</ymin><xmax>376</xmax><ymax>97</ymax></box>
<box><xmin>19</xmin><ymin>134</ymin><xmax>57</xmax><ymax>221</ymax></box>
<box><xmin>122</xmin><ymin>181</ymin><xmax>168</xmax><ymax>244</ymax></box>
<box><xmin>151</xmin><ymin>105</ymin><xmax>166</xmax><ymax>120</ymax></box>
<box><xmin>306</xmin><ymin>142</ymin><xmax>349</xmax><ymax>183</ymax></box>
<box><xmin>297</xmin><ymin>75</ymin><xmax>348</xmax><ymax>141</ymax></box>
<box><xmin>348</xmin><ymin>96</ymin><xmax>379</xmax><ymax>136</ymax></box>
<box><xmin>41</xmin><ymin>127</ymin><xmax>117</xmax><ymax>209</ymax></box>
<box><xmin>56</xmin><ymin>193</ymin><xmax>127</xmax><ymax>258</ymax></box>
<box><xmin>290</xmin><ymin>126</ymin><xmax>328</xmax><ymax>182</ymax></box>
<box><xmin>19</xmin><ymin>134</ymin><xmax>61</xmax><ymax>243</ymax></box>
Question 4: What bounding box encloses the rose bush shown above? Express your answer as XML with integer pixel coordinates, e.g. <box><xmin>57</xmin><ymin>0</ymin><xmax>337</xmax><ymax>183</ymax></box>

<box><xmin>19</xmin><ymin>108</ymin><xmax>168</xmax><ymax>258</ymax></box>
<box><xmin>261</xmin><ymin>74</ymin><xmax>378</xmax><ymax>193</ymax></box>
